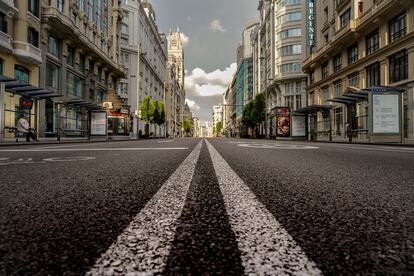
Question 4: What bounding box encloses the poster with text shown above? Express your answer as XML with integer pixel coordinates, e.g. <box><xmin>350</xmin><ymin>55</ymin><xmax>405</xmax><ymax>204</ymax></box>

<box><xmin>373</xmin><ymin>94</ymin><xmax>400</xmax><ymax>134</ymax></box>
<box><xmin>91</xmin><ymin>112</ymin><xmax>107</xmax><ymax>135</ymax></box>
<box><xmin>292</xmin><ymin>115</ymin><xmax>306</xmax><ymax>137</ymax></box>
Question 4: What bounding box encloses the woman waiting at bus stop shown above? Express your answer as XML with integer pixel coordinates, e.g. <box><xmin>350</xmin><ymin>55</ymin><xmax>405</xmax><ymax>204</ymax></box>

<box><xmin>17</xmin><ymin>114</ymin><xmax>38</xmax><ymax>142</ymax></box>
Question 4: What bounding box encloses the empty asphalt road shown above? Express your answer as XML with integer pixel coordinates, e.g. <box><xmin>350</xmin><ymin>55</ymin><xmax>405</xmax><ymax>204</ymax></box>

<box><xmin>1</xmin><ymin>138</ymin><xmax>413</xmax><ymax>275</ymax></box>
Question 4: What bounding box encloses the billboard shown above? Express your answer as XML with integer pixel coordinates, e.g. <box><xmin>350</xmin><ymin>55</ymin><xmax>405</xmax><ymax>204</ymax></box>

<box><xmin>372</xmin><ymin>94</ymin><xmax>400</xmax><ymax>134</ymax></box>
<box><xmin>90</xmin><ymin>111</ymin><xmax>107</xmax><ymax>136</ymax></box>
<box><xmin>276</xmin><ymin>107</ymin><xmax>291</xmax><ymax>137</ymax></box>
<box><xmin>291</xmin><ymin>115</ymin><xmax>306</xmax><ymax>137</ymax></box>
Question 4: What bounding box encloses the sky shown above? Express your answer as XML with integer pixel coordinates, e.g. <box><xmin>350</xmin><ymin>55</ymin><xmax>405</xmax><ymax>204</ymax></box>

<box><xmin>150</xmin><ymin>0</ymin><xmax>259</xmax><ymax>122</ymax></box>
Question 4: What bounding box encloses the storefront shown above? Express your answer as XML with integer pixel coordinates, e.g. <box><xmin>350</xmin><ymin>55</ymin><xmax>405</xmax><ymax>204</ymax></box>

<box><xmin>102</xmin><ymin>90</ymin><xmax>130</xmax><ymax>136</ymax></box>
<box><xmin>0</xmin><ymin>76</ymin><xmax>60</xmax><ymax>142</ymax></box>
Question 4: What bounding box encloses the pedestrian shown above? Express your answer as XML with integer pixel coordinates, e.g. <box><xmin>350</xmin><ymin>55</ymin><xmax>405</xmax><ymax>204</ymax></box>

<box><xmin>17</xmin><ymin>114</ymin><xmax>38</xmax><ymax>142</ymax></box>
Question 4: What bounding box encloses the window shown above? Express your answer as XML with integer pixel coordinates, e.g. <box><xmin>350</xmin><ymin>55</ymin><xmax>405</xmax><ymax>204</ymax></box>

<box><xmin>295</xmin><ymin>95</ymin><xmax>302</xmax><ymax>109</ymax></box>
<box><xmin>334</xmin><ymin>54</ymin><xmax>342</xmax><ymax>72</ymax></box>
<box><xmin>15</xmin><ymin>65</ymin><xmax>30</xmax><ymax>83</ymax></box>
<box><xmin>87</xmin><ymin>0</ymin><xmax>93</xmax><ymax>21</ymax></box>
<box><xmin>280</xmin><ymin>28</ymin><xmax>301</xmax><ymax>39</ymax></box>
<box><xmin>285</xmin><ymin>81</ymin><xmax>302</xmax><ymax>94</ymax></box>
<box><xmin>322</xmin><ymin>86</ymin><xmax>330</xmax><ymax>103</ymax></box>
<box><xmin>67</xmin><ymin>47</ymin><xmax>75</xmax><ymax>67</ymax></box>
<box><xmin>121</xmin><ymin>23</ymin><xmax>129</xmax><ymax>35</ymax></box>
<box><xmin>280</xmin><ymin>45</ymin><xmax>302</xmax><ymax>56</ymax></box>
<box><xmin>78</xmin><ymin>0</ymin><xmax>84</xmax><ymax>11</ymax></box>
<box><xmin>285</xmin><ymin>96</ymin><xmax>294</xmax><ymax>107</ymax></box>
<box><xmin>340</xmin><ymin>9</ymin><xmax>351</xmax><ymax>28</ymax></box>
<box><xmin>322</xmin><ymin>62</ymin><xmax>329</xmax><ymax>79</ymax></box>
<box><xmin>389</xmin><ymin>12</ymin><xmax>406</xmax><ymax>43</ymax></box>
<box><xmin>309</xmin><ymin>70</ymin><xmax>315</xmax><ymax>84</ymax></box>
<box><xmin>67</xmin><ymin>72</ymin><xmax>82</xmax><ymax>97</ymax></box>
<box><xmin>96</xmin><ymin>0</ymin><xmax>102</xmax><ymax>29</ymax></box>
<box><xmin>280</xmin><ymin>0</ymin><xmax>301</xmax><ymax>6</ymax></box>
<box><xmin>279</xmin><ymin>63</ymin><xmax>301</xmax><ymax>73</ymax></box>
<box><xmin>28</xmin><ymin>0</ymin><xmax>39</xmax><ymax>17</ymax></box>
<box><xmin>57</xmin><ymin>0</ymin><xmax>64</xmax><ymax>12</ymax></box>
<box><xmin>348</xmin><ymin>71</ymin><xmax>360</xmax><ymax>87</ymax></box>
<box><xmin>46</xmin><ymin>62</ymin><xmax>59</xmax><ymax>90</ymax></box>
<box><xmin>48</xmin><ymin>34</ymin><xmax>60</xmax><ymax>57</ymax></box>
<box><xmin>0</xmin><ymin>12</ymin><xmax>6</xmax><ymax>33</ymax></box>
<box><xmin>366</xmin><ymin>29</ymin><xmax>379</xmax><ymax>55</ymax></box>
<box><xmin>348</xmin><ymin>43</ymin><xmax>358</xmax><ymax>65</ymax></box>
<box><xmin>324</xmin><ymin>7</ymin><xmax>328</xmax><ymax>23</ymax></box>
<box><xmin>389</xmin><ymin>50</ymin><xmax>408</xmax><ymax>83</ymax></box>
<box><xmin>279</xmin><ymin>12</ymin><xmax>301</xmax><ymax>24</ymax></box>
<box><xmin>309</xmin><ymin>91</ymin><xmax>315</xmax><ymax>105</ymax></box>
<box><xmin>333</xmin><ymin>79</ymin><xmax>343</xmax><ymax>96</ymax></box>
<box><xmin>0</xmin><ymin>59</ymin><xmax>3</xmax><ymax>75</ymax></box>
<box><xmin>366</xmin><ymin>62</ymin><xmax>380</xmax><ymax>87</ymax></box>
<box><xmin>27</xmin><ymin>27</ymin><xmax>39</xmax><ymax>47</ymax></box>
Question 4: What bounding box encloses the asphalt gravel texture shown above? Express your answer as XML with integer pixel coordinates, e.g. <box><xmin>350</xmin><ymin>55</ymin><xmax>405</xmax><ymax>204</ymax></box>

<box><xmin>0</xmin><ymin>139</ymin><xmax>200</xmax><ymax>275</ymax></box>
<box><xmin>1</xmin><ymin>138</ymin><xmax>414</xmax><ymax>275</ymax></box>
<box><xmin>208</xmin><ymin>138</ymin><xmax>414</xmax><ymax>275</ymax></box>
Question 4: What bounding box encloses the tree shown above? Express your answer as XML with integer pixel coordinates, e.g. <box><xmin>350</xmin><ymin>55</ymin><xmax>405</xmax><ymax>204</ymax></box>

<box><xmin>140</xmin><ymin>96</ymin><xmax>154</xmax><ymax>138</ymax></box>
<box><xmin>182</xmin><ymin>120</ymin><xmax>192</xmax><ymax>136</ymax></box>
<box><xmin>156</xmin><ymin>102</ymin><xmax>166</xmax><ymax>138</ymax></box>
<box><xmin>152</xmin><ymin>100</ymin><xmax>160</xmax><ymax>137</ymax></box>
<box><xmin>241</xmin><ymin>93</ymin><xmax>266</xmax><ymax>138</ymax></box>
<box><xmin>216</xmin><ymin>121</ymin><xmax>223</xmax><ymax>136</ymax></box>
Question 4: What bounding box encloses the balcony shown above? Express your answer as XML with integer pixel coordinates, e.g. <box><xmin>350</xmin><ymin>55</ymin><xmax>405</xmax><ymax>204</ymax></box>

<box><xmin>0</xmin><ymin>0</ymin><xmax>18</xmax><ymax>16</ymax></box>
<box><xmin>332</xmin><ymin>19</ymin><xmax>356</xmax><ymax>46</ymax></box>
<box><xmin>13</xmin><ymin>41</ymin><xmax>42</xmax><ymax>65</ymax></box>
<box><xmin>0</xmin><ymin>31</ymin><xmax>13</xmax><ymax>53</ymax></box>
<box><xmin>355</xmin><ymin>0</ymin><xmax>399</xmax><ymax>33</ymax></box>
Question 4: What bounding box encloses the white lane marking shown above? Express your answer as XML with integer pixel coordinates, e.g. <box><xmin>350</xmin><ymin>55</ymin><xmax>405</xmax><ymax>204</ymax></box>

<box><xmin>158</xmin><ymin>140</ymin><xmax>173</xmax><ymax>143</ymax></box>
<box><xmin>87</xmin><ymin>140</ymin><xmax>203</xmax><ymax>275</ymax></box>
<box><xmin>0</xmin><ymin>157</ymin><xmax>96</xmax><ymax>166</ymax></box>
<box><xmin>237</xmin><ymin>143</ymin><xmax>319</xmax><ymax>150</ymax></box>
<box><xmin>206</xmin><ymin>140</ymin><xmax>322</xmax><ymax>275</ymax></box>
<box><xmin>0</xmin><ymin>147</ymin><xmax>188</xmax><ymax>152</ymax></box>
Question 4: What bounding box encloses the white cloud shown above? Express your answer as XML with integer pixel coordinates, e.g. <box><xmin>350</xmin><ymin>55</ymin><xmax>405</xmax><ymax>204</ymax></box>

<box><xmin>180</xmin><ymin>33</ymin><xmax>189</xmax><ymax>46</ymax></box>
<box><xmin>209</xmin><ymin>19</ymin><xmax>227</xmax><ymax>33</ymax></box>
<box><xmin>185</xmin><ymin>99</ymin><xmax>201</xmax><ymax>111</ymax></box>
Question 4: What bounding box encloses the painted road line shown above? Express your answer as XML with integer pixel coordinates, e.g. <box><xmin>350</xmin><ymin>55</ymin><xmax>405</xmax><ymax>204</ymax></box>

<box><xmin>86</xmin><ymin>140</ymin><xmax>202</xmax><ymax>275</ymax></box>
<box><xmin>206</xmin><ymin>139</ymin><xmax>322</xmax><ymax>275</ymax></box>
<box><xmin>0</xmin><ymin>147</ymin><xmax>188</xmax><ymax>152</ymax></box>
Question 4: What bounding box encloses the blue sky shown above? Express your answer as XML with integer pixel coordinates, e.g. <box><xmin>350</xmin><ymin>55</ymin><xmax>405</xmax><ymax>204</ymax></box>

<box><xmin>150</xmin><ymin>0</ymin><xmax>258</xmax><ymax>122</ymax></box>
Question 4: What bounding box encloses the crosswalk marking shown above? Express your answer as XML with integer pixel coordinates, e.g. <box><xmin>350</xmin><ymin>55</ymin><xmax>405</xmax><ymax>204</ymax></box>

<box><xmin>206</xmin><ymin>139</ymin><xmax>322</xmax><ymax>275</ymax></box>
<box><xmin>86</xmin><ymin>140</ymin><xmax>202</xmax><ymax>275</ymax></box>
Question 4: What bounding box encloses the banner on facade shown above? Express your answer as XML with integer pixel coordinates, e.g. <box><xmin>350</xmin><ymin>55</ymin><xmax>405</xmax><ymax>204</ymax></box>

<box><xmin>372</xmin><ymin>94</ymin><xmax>400</xmax><ymax>134</ymax></box>
<box><xmin>20</xmin><ymin>97</ymin><xmax>34</xmax><ymax>110</ymax></box>
<box><xmin>275</xmin><ymin>107</ymin><xmax>291</xmax><ymax>137</ymax></box>
<box><xmin>90</xmin><ymin>111</ymin><xmax>107</xmax><ymax>136</ymax></box>
<box><xmin>291</xmin><ymin>115</ymin><xmax>306</xmax><ymax>137</ymax></box>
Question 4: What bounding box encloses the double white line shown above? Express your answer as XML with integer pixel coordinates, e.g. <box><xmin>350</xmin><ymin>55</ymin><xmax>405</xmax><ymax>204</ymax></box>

<box><xmin>87</xmin><ymin>139</ymin><xmax>321</xmax><ymax>275</ymax></box>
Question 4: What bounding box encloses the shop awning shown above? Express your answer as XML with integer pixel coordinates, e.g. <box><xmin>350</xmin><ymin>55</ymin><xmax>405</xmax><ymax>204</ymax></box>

<box><xmin>361</xmin><ymin>86</ymin><xmax>405</xmax><ymax>93</ymax></box>
<box><xmin>63</xmin><ymin>99</ymin><xmax>103</xmax><ymax>111</ymax></box>
<box><xmin>294</xmin><ymin>104</ymin><xmax>331</xmax><ymax>114</ymax></box>
<box><xmin>0</xmin><ymin>75</ymin><xmax>62</xmax><ymax>99</ymax></box>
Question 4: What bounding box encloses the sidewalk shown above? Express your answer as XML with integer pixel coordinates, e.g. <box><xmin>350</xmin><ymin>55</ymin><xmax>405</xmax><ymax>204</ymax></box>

<box><xmin>0</xmin><ymin>136</ymin><xmax>133</xmax><ymax>147</ymax></box>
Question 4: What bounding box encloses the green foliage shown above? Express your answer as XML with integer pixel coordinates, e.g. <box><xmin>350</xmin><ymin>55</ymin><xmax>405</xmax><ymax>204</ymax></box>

<box><xmin>140</xmin><ymin>96</ymin><xmax>154</xmax><ymax>123</ymax></box>
<box><xmin>157</xmin><ymin>102</ymin><xmax>165</xmax><ymax>126</ymax></box>
<box><xmin>182</xmin><ymin>120</ymin><xmax>192</xmax><ymax>134</ymax></box>
<box><xmin>242</xmin><ymin>93</ymin><xmax>266</xmax><ymax>129</ymax></box>
<box><xmin>152</xmin><ymin>100</ymin><xmax>160</xmax><ymax>125</ymax></box>
<box><xmin>216</xmin><ymin>121</ymin><xmax>223</xmax><ymax>134</ymax></box>
<box><xmin>252</xmin><ymin>93</ymin><xmax>266</xmax><ymax>125</ymax></box>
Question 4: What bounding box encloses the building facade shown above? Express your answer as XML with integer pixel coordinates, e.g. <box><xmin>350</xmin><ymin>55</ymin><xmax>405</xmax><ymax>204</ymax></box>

<box><xmin>256</xmin><ymin>0</ymin><xmax>307</xmax><ymax>137</ymax></box>
<box><xmin>120</xmin><ymin>0</ymin><xmax>166</xmax><ymax>138</ymax></box>
<box><xmin>37</xmin><ymin>0</ymin><xmax>126</xmax><ymax>137</ymax></box>
<box><xmin>302</xmin><ymin>0</ymin><xmax>414</xmax><ymax>143</ymax></box>
<box><xmin>0</xmin><ymin>0</ymin><xmax>42</xmax><ymax>139</ymax></box>
<box><xmin>167</xmin><ymin>28</ymin><xmax>185</xmax><ymax>136</ymax></box>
